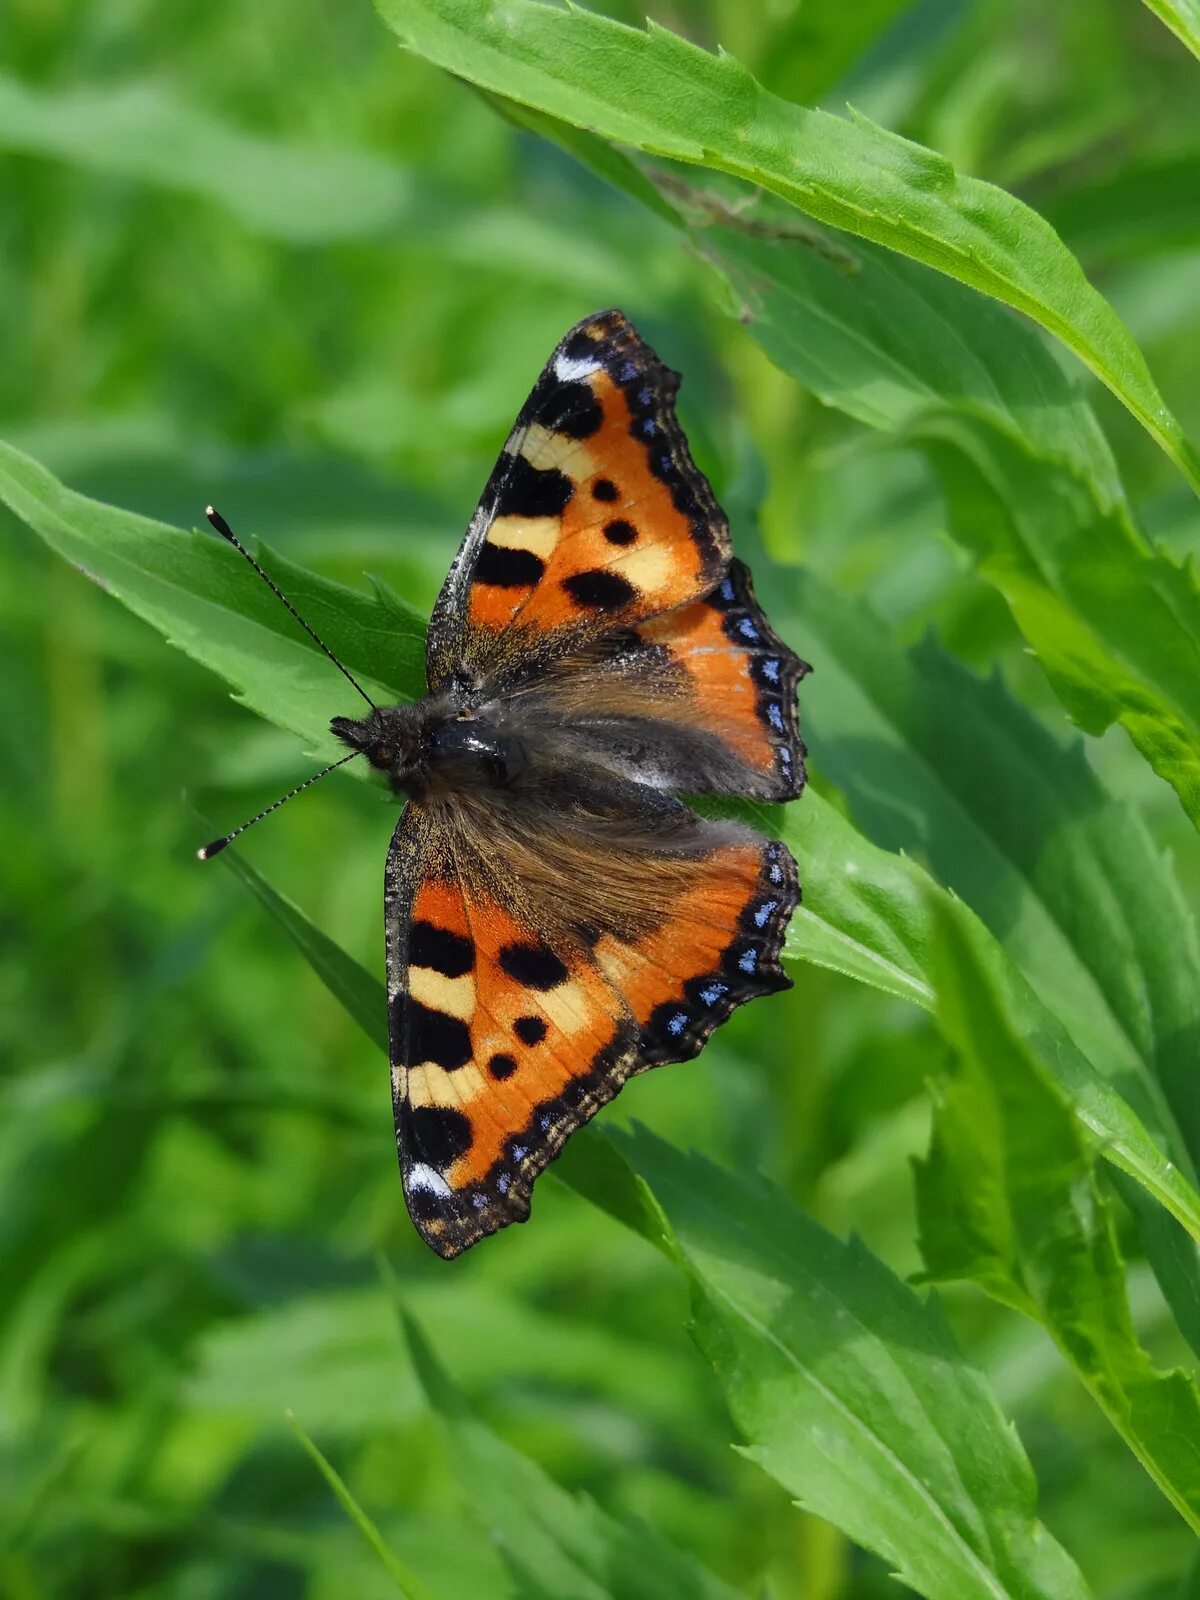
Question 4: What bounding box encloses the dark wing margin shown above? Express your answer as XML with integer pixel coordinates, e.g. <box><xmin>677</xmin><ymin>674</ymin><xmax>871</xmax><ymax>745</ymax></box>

<box><xmin>424</xmin><ymin>309</ymin><xmax>732</xmax><ymax>694</ymax></box>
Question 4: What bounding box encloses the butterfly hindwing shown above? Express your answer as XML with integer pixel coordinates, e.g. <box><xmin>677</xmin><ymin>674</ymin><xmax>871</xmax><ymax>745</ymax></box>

<box><xmin>426</xmin><ymin>309</ymin><xmax>731</xmax><ymax>691</ymax></box>
<box><xmin>385</xmin><ymin>794</ymin><xmax>797</xmax><ymax>1258</ymax></box>
<box><xmin>385</xmin><ymin>801</ymin><xmax>641</xmax><ymax>1259</ymax></box>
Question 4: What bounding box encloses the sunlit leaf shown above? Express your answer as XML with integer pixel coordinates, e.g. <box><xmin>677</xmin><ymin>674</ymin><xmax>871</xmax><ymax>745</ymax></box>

<box><xmin>374</xmin><ymin>0</ymin><xmax>1200</xmax><ymax>492</ymax></box>
<box><xmin>0</xmin><ymin>439</ymin><xmax>424</xmax><ymax>757</ymax></box>
<box><xmin>565</xmin><ymin>1125</ymin><xmax>1095</xmax><ymax>1600</ymax></box>
<box><xmin>1140</xmin><ymin>0</ymin><xmax>1200</xmax><ymax>62</ymax></box>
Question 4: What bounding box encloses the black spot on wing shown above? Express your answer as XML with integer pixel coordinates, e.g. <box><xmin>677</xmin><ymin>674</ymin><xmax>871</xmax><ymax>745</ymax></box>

<box><xmin>403</xmin><ymin>1103</ymin><xmax>473</xmax><ymax>1167</ymax></box>
<box><xmin>473</xmin><ymin>541</ymin><xmax>545</xmax><ymax>589</ymax></box>
<box><xmin>488</xmin><ymin>1052</ymin><xmax>518</xmax><ymax>1080</ymax></box>
<box><xmin>409</xmin><ymin>920</ymin><xmax>474</xmax><ymax>977</ymax></box>
<box><xmin>603</xmin><ymin>519</ymin><xmax>637</xmax><ymax>546</ymax></box>
<box><xmin>499</xmin><ymin>942</ymin><xmax>569</xmax><ymax>991</ymax></box>
<box><xmin>562</xmin><ymin>569</ymin><xmax>637</xmax><ymax>610</ymax></box>
<box><xmin>495</xmin><ymin>454</ymin><xmax>572</xmax><ymax>518</ymax></box>
<box><xmin>529</xmin><ymin>374</ymin><xmax>603</xmax><ymax>439</ymax></box>
<box><xmin>397</xmin><ymin>995</ymin><xmax>472</xmax><ymax>1071</ymax></box>
<box><xmin>514</xmin><ymin>1014</ymin><xmax>547</xmax><ymax>1045</ymax></box>
<box><xmin>592</xmin><ymin>477</ymin><xmax>619</xmax><ymax>502</ymax></box>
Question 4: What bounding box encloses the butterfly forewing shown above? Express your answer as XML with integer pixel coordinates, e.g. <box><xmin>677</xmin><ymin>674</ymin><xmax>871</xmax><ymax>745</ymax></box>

<box><xmin>426</xmin><ymin>309</ymin><xmax>731</xmax><ymax>692</ymax></box>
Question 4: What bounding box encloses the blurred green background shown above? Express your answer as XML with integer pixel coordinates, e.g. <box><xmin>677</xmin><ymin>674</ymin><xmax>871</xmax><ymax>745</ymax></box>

<box><xmin>3</xmin><ymin>1</ymin><xmax>1199</xmax><ymax>1596</ymax></box>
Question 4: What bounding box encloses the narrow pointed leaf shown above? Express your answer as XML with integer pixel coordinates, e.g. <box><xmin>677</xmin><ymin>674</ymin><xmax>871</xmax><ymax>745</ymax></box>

<box><xmin>286</xmin><ymin>1412</ymin><xmax>431</xmax><ymax>1597</ymax></box>
<box><xmin>1141</xmin><ymin>0</ymin><xmax>1200</xmax><ymax>61</ymax></box>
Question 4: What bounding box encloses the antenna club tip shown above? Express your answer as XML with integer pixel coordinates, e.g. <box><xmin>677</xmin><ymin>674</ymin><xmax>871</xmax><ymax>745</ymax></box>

<box><xmin>197</xmin><ymin>838</ymin><xmax>229</xmax><ymax>861</ymax></box>
<box><xmin>205</xmin><ymin>506</ymin><xmax>234</xmax><ymax>541</ymax></box>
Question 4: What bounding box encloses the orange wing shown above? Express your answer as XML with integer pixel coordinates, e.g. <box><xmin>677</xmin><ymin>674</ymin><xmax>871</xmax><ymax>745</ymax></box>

<box><xmin>426</xmin><ymin>310</ymin><xmax>731</xmax><ymax>691</ymax></box>
<box><xmin>384</xmin><ymin>800</ymin><xmax>795</xmax><ymax>1259</ymax></box>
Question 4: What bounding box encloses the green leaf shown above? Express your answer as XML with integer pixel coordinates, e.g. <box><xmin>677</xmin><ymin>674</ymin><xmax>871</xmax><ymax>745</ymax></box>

<box><xmin>0</xmin><ymin>74</ymin><xmax>414</xmax><ymax>243</ymax></box>
<box><xmin>915</xmin><ymin>893</ymin><xmax>1200</xmax><ymax>1534</ymax></box>
<box><xmin>399</xmin><ymin>1311</ymin><xmax>745</xmax><ymax>1600</ymax></box>
<box><xmin>0</xmin><ymin>438</ymin><xmax>424</xmax><ymax>757</ymax></box>
<box><xmin>208</xmin><ymin>831</ymin><xmax>389</xmax><ymax>1054</ymax></box>
<box><xmin>775</xmin><ymin>573</ymin><xmax>1200</xmax><ymax>1356</ymax></box>
<box><xmin>374</xmin><ymin>0</ymin><xmax>1200</xmax><ymax>493</ymax></box>
<box><xmin>915</xmin><ymin>414</ymin><xmax>1200</xmax><ymax>834</ymax></box>
<box><xmin>586</xmin><ymin>1126</ymin><xmax>1095</xmax><ymax>1600</ymax></box>
<box><xmin>779</xmin><ymin>570</ymin><xmax>1200</xmax><ymax>1170</ymax></box>
<box><xmin>1141</xmin><ymin>0</ymin><xmax>1200</xmax><ymax>61</ymax></box>
<box><xmin>286</xmin><ymin>1411</ymin><xmax>430</xmax><ymax>1598</ymax></box>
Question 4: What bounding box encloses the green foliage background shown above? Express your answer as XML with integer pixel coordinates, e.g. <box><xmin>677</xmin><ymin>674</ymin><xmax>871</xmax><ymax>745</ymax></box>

<box><xmin>3</xmin><ymin>1</ymin><xmax>1200</xmax><ymax>1596</ymax></box>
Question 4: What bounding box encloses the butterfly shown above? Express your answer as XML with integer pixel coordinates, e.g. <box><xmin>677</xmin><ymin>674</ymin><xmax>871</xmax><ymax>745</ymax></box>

<box><xmin>201</xmin><ymin>310</ymin><xmax>808</xmax><ymax>1258</ymax></box>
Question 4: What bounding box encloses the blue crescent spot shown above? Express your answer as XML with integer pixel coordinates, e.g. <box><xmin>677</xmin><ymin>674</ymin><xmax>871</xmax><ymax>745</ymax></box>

<box><xmin>511</xmin><ymin>1144</ymin><xmax>527</xmax><ymax>1162</ymax></box>
<box><xmin>768</xmin><ymin>861</ymin><xmax>784</xmax><ymax>884</ymax></box>
<box><xmin>619</xmin><ymin>360</ymin><xmax>638</xmax><ymax>382</ymax></box>
<box><xmin>762</xmin><ymin>658</ymin><xmax>780</xmax><ymax>683</ymax></box>
<box><xmin>780</xmin><ymin>747</ymin><xmax>793</xmax><ymax>769</ymax></box>
<box><xmin>473</xmin><ymin>1193</ymin><xmax>487</xmax><ymax>1210</ymax></box>
<box><xmin>738</xmin><ymin>948</ymin><xmax>758</xmax><ymax>975</ymax></box>
<box><xmin>699</xmin><ymin>982</ymin><xmax>726</xmax><ymax>1006</ymax></box>
<box><xmin>719</xmin><ymin>579</ymin><xmax>736</xmax><ymax>602</ymax></box>
<box><xmin>497</xmin><ymin>1172</ymin><xmax>511</xmax><ymax>1194</ymax></box>
<box><xmin>637</xmin><ymin>385</ymin><xmax>652</xmax><ymax>405</ymax></box>
<box><xmin>667</xmin><ymin>1010</ymin><xmax>689</xmax><ymax>1035</ymax></box>
<box><xmin>767</xmin><ymin>702</ymin><xmax>784</xmax><ymax>731</ymax></box>
<box><xmin>754</xmin><ymin>899</ymin><xmax>780</xmax><ymax>927</ymax></box>
<box><xmin>738</xmin><ymin>618</ymin><xmax>760</xmax><ymax>642</ymax></box>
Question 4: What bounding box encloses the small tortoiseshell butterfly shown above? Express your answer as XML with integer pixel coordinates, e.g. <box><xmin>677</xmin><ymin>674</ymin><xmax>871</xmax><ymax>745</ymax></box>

<box><xmin>201</xmin><ymin>310</ymin><xmax>809</xmax><ymax>1257</ymax></box>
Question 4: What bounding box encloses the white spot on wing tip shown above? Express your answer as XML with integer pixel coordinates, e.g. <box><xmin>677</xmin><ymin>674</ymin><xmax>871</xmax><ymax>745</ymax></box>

<box><xmin>407</xmin><ymin>1163</ymin><xmax>452</xmax><ymax>1197</ymax></box>
<box><xmin>554</xmin><ymin>352</ymin><xmax>601</xmax><ymax>383</ymax></box>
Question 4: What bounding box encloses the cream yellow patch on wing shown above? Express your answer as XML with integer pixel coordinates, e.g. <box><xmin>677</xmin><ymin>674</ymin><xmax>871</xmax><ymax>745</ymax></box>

<box><xmin>406</xmin><ymin>1061</ymin><xmax>489</xmax><ymax>1108</ymax></box>
<box><xmin>487</xmin><ymin>514</ymin><xmax>560</xmax><ymax>559</ymax></box>
<box><xmin>521</xmin><ymin>423</ymin><xmax>595</xmax><ymax>481</ymax></box>
<box><xmin>409</xmin><ymin>966</ymin><xmax>476</xmax><ymax>1022</ymax></box>
<box><xmin>612</xmin><ymin>541</ymin><xmax>675</xmax><ymax>592</ymax></box>
<box><xmin>594</xmin><ymin>939</ymin><xmax>637</xmax><ymax>988</ymax></box>
<box><xmin>537</xmin><ymin>979</ymin><xmax>595</xmax><ymax>1037</ymax></box>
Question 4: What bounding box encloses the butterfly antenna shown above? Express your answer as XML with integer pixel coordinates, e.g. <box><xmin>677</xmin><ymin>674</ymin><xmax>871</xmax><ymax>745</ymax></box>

<box><xmin>197</xmin><ymin>751</ymin><xmax>361</xmax><ymax>861</ymax></box>
<box><xmin>205</xmin><ymin>506</ymin><xmax>378</xmax><ymax>713</ymax></box>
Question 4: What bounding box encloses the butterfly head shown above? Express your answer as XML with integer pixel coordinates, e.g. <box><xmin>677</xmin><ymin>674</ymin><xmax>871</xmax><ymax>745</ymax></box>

<box><xmin>331</xmin><ymin>704</ymin><xmax>428</xmax><ymax>794</ymax></box>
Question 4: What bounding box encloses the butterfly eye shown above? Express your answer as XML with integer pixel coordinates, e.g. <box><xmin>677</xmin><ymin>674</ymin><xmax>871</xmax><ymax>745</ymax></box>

<box><xmin>370</xmin><ymin>745</ymin><xmax>394</xmax><ymax>770</ymax></box>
